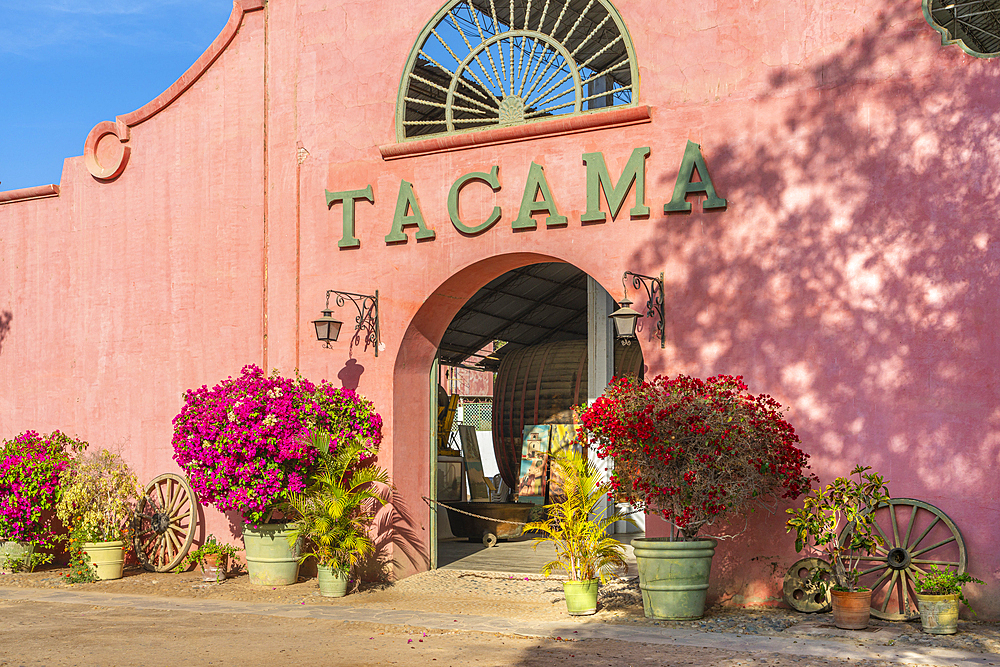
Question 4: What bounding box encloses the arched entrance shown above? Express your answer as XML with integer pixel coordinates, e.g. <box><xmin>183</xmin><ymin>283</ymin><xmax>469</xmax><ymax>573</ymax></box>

<box><xmin>391</xmin><ymin>252</ymin><xmax>645</xmax><ymax>576</ymax></box>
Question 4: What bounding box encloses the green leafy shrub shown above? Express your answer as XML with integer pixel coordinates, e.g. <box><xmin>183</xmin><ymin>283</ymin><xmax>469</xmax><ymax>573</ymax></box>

<box><xmin>785</xmin><ymin>465</ymin><xmax>890</xmax><ymax>591</ymax></box>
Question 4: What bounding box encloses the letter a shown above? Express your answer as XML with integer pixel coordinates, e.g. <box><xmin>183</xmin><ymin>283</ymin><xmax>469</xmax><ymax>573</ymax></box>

<box><xmin>664</xmin><ymin>140</ymin><xmax>727</xmax><ymax>213</ymax></box>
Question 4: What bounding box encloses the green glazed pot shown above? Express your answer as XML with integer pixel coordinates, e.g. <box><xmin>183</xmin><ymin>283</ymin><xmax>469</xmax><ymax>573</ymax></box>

<box><xmin>317</xmin><ymin>565</ymin><xmax>349</xmax><ymax>598</ymax></box>
<box><xmin>81</xmin><ymin>541</ymin><xmax>125</xmax><ymax>580</ymax></box>
<box><xmin>563</xmin><ymin>579</ymin><xmax>599</xmax><ymax>615</ymax></box>
<box><xmin>243</xmin><ymin>523</ymin><xmax>301</xmax><ymax>586</ymax></box>
<box><xmin>916</xmin><ymin>593</ymin><xmax>959</xmax><ymax>635</ymax></box>
<box><xmin>632</xmin><ymin>537</ymin><xmax>717</xmax><ymax>620</ymax></box>
<box><xmin>0</xmin><ymin>541</ymin><xmax>35</xmax><ymax>573</ymax></box>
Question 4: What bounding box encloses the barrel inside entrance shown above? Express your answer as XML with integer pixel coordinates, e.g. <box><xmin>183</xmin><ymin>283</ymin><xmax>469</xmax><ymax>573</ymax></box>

<box><xmin>432</xmin><ymin>261</ymin><xmax>644</xmax><ymax>573</ymax></box>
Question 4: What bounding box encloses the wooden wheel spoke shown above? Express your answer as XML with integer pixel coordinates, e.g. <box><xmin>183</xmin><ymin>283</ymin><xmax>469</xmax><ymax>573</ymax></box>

<box><xmin>156</xmin><ymin>484</ymin><xmax>168</xmax><ymax>513</ymax></box>
<box><xmin>869</xmin><ymin>568</ymin><xmax>892</xmax><ymax>593</ymax></box>
<box><xmin>856</xmin><ymin>556</ymin><xmax>888</xmax><ymax>561</ymax></box>
<box><xmin>911</xmin><ymin>559</ymin><xmax>960</xmax><ymax>566</ymax></box>
<box><xmin>907</xmin><ymin>516</ymin><xmax>940</xmax><ymax>551</ymax></box>
<box><xmin>889</xmin><ymin>502</ymin><xmax>901</xmax><ymax>548</ymax></box>
<box><xmin>911</xmin><ymin>535</ymin><xmax>956</xmax><ymax>558</ymax></box>
<box><xmin>902</xmin><ymin>504</ymin><xmax>918</xmax><ymax>550</ymax></box>
<box><xmin>880</xmin><ymin>571</ymin><xmax>898</xmax><ymax>613</ymax></box>
<box><xmin>899</xmin><ymin>569</ymin><xmax>911</xmax><ymax>614</ymax></box>
<box><xmin>871</xmin><ymin>519</ymin><xmax>892</xmax><ymax>549</ymax></box>
<box><xmin>165</xmin><ymin>529</ymin><xmax>180</xmax><ymax>558</ymax></box>
<box><xmin>860</xmin><ymin>563</ymin><xmax>888</xmax><ymax>576</ymax></box>
<box><xmin>169</xmin><ymin>510</ymin><xmax>192</xmax><ymax>526</ymax></box>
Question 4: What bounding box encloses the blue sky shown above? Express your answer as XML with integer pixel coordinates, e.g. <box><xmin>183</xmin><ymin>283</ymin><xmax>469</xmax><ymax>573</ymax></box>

<box><xmin>0</xmin><ymin>0</ymin><xmax>233</xmax><ymax>192</ymax></box>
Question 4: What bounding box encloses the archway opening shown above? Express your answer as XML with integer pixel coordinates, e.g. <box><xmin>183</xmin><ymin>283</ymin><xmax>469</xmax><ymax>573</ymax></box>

<box><xmin>430</xmin><ymin>261</ymin><xmax>644</xmax><ymax>572</ymax></box>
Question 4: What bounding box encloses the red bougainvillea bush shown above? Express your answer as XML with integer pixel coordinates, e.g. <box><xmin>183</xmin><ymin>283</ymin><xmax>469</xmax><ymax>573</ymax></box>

<box><xmin>0</xmin><ymin>430</ymin><xmax>86</xmax><ymax>548</ymax></box>
<box><xmin>578</xmin><ymin>374</ymin><xmax>816</xmax><ymax>540</ymax></box>
<box><xmin>172</xmin><ymin>365</ymin><xmax>382</xmax><ymax>526</ymax></box>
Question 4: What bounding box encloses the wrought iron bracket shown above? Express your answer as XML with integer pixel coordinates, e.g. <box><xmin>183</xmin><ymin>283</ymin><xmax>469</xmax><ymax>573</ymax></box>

<box><xmin>322</xmin><ymin>289</ymin><xmax>380</xmax><ymax>356</ymax></box>
<box><xmin>622</xmin><ymin>271</ymin><xmax>664</xmax><ymax>348</ymax></box>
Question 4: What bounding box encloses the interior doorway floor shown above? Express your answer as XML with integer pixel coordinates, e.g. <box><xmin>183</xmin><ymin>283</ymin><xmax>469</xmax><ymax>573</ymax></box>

<box><xmin>437</xmin><ymin>533</ymin><xmax>643</xmax><ymax>575</ymax></box>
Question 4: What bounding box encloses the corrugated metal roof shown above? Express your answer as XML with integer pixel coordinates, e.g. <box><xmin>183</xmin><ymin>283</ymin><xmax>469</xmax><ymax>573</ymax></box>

<box><xmin>438</xmin><ymin>262</ymin><xmax>589</xmax><ymax>368</ymax></box>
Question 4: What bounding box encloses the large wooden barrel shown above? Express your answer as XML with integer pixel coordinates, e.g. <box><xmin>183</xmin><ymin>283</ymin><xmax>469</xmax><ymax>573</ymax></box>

<box><xmin>492</xmin><ymin>340</ymin><xmax>643</xmax><ymax>488</ymax></box>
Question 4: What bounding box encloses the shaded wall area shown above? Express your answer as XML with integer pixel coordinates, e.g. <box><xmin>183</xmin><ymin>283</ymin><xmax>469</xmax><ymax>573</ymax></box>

<box><xmin>627</xmin><ymin>7</ymin><xmax>1000</xmax><ymax>615</ymax></box>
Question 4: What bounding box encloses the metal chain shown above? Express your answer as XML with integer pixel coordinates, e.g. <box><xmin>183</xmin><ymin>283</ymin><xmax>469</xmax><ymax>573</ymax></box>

<box><xmin>422</xmin><ymin>496</ymin><xmax>646</xmax><ymax>524</ymax></box>
<box><xmin>422</xmin><ymin>497</ymin><xmax>530</xmax><ymax>526</ymax></box>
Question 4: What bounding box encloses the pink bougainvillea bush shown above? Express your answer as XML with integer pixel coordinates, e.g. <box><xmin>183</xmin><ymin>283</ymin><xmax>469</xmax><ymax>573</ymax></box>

<box><xmin>172</xmin><ymin>365</ymin><xmax>382</xmax><ymax>526</ymax></box>
<box><xmin>577</xmin><ymin>374</ymin><xmax>816</xmax><ymax>540</ymax></box>
<box><xmin>0</xmin><ymin>430</ymin><xmax>86</xmax><ymax>547</ymax></box>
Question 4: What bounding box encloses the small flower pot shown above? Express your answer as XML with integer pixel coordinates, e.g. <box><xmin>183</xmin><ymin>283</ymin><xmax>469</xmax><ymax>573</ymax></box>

<box><xmin>563</xmin><ymin>579</ymin><xmax>599</xmax><ymax>615</ymax></box>
<box><xmin>200</xmin><ymin>554</ymin><xmax>228</xmax><ymax>582</ymax></box>
<box><xmin>916</xmin><ymin>593</ymin><xmax>959</xmax><ymax>635</ymax></box>
<box><xmin>831</xmin><ymin>589</ymin><xmax>872</xmax><ymax>629</ymax></box>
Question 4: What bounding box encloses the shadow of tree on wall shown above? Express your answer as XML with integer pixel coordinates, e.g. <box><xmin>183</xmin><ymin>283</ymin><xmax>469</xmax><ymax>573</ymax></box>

<box><xmin>0</xmin><ymin>310</ymin><xmax>11</xmax><ymax>355</ymax></box>
<box><xmin>637</xmin><ymin>5</ymin><xmax>1000</xmax><ymax>493</ymax></box>
<box><xmin>628</xmin><ymin>6</ymin><xmax>1000</xmax><ymax>602</ymax></box>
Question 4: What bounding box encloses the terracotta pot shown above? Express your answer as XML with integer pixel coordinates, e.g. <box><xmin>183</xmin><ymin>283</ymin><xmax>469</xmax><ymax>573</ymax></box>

<box><xmin>200</xmin><ymin>553</ymin><xmax>228</xmax><ymax>582</ymax></box>
<box><xmin>831</xmin><ymin>589</ymin><xmax>872</xmax><ymax>629</ymax></box>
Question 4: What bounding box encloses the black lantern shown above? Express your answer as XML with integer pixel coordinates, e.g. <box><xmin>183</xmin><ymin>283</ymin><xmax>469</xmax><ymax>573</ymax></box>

<box><xmin>314</xmin><ymin>289</ymin><xmax>380</xmax><ymax>355</ymax></box>
<box><xmin>608</xmin><ymin>297</ymin><xmax>642</xmax><ymax>343</ymax></box>
<box><xmin>312</xmin><ymin>309</ymin><xmax>344</xmax><ymax>348</ymax></box>
<box><xmin>612</xmin><ymin>271</ymin><xmax>665</xmax><ymax>348</ymax></box>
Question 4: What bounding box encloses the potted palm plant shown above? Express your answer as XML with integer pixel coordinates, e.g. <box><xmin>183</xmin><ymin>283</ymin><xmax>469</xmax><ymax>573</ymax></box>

<box><xmin>282</xmin><ymin>436</ymin><xmax>390</xmax><ymax>597</ymax></box>
<box><xmin>579</xmin><ymin>374</ymin><xmax>816</xmax><ymax>620</ymax></box>
<box><xmin>785</xmin><ymin>465</ymin><xmax>890</xmax><ymax>629</ymax></box>
<box><xmin>913</xmin><ymin>565</ymin><xmax>984</xmax><ymax>635</ymax></box>
<box><xmin>55</xmin><ymin>448</ymin><xmax>141</xmax><ymax>581</ymax></box>
<box><xmin>524</xmin><ymin>452</ymin><xmax>633</xmax><ymax>615</ymax></box>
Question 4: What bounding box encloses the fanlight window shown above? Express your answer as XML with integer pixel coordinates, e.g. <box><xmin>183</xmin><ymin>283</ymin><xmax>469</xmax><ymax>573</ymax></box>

<box><xmin>397</xmin><ymin>0</ymin><xmax>639</xmax><ymax>140</ymax></box>
<box><xmin>924</xmin><ymin>0</ymin><xmax>1000</xmax><ymax>57</ymax></box>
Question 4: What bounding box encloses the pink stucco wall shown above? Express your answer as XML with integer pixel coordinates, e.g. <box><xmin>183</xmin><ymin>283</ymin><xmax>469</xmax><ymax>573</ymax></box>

<box><xmin>2</xmin><ymin>1</ymin><xmax>998</xmax><ymax>615</ymax></box>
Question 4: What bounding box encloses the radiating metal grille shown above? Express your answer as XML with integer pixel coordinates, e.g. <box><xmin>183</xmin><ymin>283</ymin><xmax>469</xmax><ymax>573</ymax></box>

<box><xmin>398</xmin><ymin>0</ymin><xmax>638</xmax><ymax>139</ymax></box>
<box><xmin>926</xmin><ymin>0</ymin><xmax>1000</xmax><ymax>56</ymax></box>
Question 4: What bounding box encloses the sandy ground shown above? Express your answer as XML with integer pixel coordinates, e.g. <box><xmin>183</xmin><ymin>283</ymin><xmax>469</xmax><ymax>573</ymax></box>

<box><xmin>1</xmin><ymin>565</ymin><xmax>998</xmax><ymax>666</ymax></box>
<box><xmin>0</xmin><ymin>599</ymin><xmax>916</xmax><ymax>667</ymax></box>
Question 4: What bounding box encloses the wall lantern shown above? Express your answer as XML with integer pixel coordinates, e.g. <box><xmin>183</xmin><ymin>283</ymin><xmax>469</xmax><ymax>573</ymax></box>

<box><xmin>313</xmin><ymin>289</ymin><xmax>380</xmax><ymax>356</ymax></box>
<box><xmin>609</xmin><ymin>271</ymin><xmax>664</xmax><ymax>348</ymax></box>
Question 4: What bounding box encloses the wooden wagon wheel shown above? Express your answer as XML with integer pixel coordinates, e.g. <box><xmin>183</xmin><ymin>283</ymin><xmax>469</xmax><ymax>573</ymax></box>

<box><xmin>839</xmin><ymin>498</ymin><xmax>966</xmax><ymax>621</ymax></box>
<box><xmin>133</xmin><ymin>473</ymin><xmax>199</xmax><ymax>572</ymax></box>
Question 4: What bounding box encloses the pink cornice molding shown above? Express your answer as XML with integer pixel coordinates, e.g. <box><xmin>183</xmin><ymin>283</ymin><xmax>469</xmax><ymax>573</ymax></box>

<box><xmin>83</xmin><ymin>0</ymin><xmax>264</xmax><ymax>182</ymax></box>
<box><xmin>0</xmin><ymin>184</ymin><xmax>60</xmax><ymax>205</ymax></box>
<box><xmin>379</xmin><ymin>106</ymin><xmax>653</xmax><ymax>161</ymax></box>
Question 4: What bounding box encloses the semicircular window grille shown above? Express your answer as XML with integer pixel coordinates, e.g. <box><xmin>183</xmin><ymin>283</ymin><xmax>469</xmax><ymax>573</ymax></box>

<box><xmin>924</xmin><ymin>0</ymin><xmax>1000</xmax><ymax>57</ymax></box>
<box><xmin>396</xmin><ymin>0</ymin><xmax>639</xmax><ymax>141</ymax></box>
